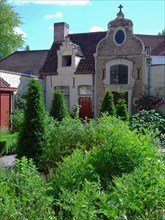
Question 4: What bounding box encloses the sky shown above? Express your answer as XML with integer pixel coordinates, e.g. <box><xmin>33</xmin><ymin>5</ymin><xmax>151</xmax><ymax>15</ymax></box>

<box><xmin>8</xmin><ymin>0</ymin><xmax>165</xmax><ymax>50</ymax></box>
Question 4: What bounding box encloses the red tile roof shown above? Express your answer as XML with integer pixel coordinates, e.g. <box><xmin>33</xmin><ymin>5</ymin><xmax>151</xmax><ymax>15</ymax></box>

<box><xmin>40</xmin><ymin>32</ymin><xmax>165</xmax><ymax>75</ymax></box>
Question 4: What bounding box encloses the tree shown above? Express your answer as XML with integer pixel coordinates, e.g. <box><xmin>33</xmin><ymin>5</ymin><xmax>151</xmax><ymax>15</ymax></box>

<box><xmin>50</xmin><ymin>90</ymin><xmax>69</xmax><ymax>121</ymax></box>
<box><xmin>116</xmin><ymin>92</ymin><xmax>129</xmax><ymax>121</ymax></box>
<box><xmin>17</xmin><ymin>79</ymin><xmax>46</xmax><ymax>163</ymax></box>
<box><xmin>158</xmin><ymin>29</ymin><xmax>165</xmax><ymax>35</ymax></box>
<box><xmin>0</xmin><ymin>0</ymin><xmax>24</xmax><ymax>60</ymax></box>
<box><xmin>100</xmin><ymin>90</ymin><xmax>116</xmax><ymax>116</ymax></box>
<box><xmin>24</xmin><ymin>45</ymin><xmax>30</xmax><ymax>51</ymax></box>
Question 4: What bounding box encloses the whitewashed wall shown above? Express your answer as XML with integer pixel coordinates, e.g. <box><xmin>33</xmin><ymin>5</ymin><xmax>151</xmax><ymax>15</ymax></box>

<box><xmin>0</xmin><ymin>70</ymin><xmax>39</xmax><ymax>95</ymax></box>
<box><xmin>150</xmin><ymin>65</ymin><xmax>165</xmax><ymax>99</ymax></box>
<box><xmin>45</xmin><ymin>73</ymin><xmax>92</xmax><ymax>111</ymax></box>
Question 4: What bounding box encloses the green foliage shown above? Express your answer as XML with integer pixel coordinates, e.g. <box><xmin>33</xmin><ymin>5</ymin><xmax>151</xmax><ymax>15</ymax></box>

<box><xmin>102</xmin><ymin>159</ymin><xmax>165</xmax><ymax>219</ymax></box>
<box><xmin>14</xmin><ymin>93</ymin><xmax>26</xmax><ymax>110</ymax></box>
<box><xmin>158</xmin><ymin>29</ymin><xmax>165</xmax><ymax>35</ymax></box>
<box><xmin>100</xmin><ymin>90</ymin><xmax>116</xmax><ymax>116</ymax></box>
<box><xmin>130</xmin><ymin>109</ymin><xmax>165</xmax><ymax>144</ymax></box>
<box><xmin>50</xmin><ymin>90</ymin><xmax>69</xmax><ymax>121</ymax></box>
<box><xmin>116</xmin><ymin>97</ymin><xmax>129</xmax><ymax>121</ymax></box>
<box><xmin>11</xmin><ymin>109</ymin><xmax>24</xmax><ymax>133</ymax></box>
<box><xmin>69</xmin><ymin>104</ymin><xmax>80</xmax><ymax>118</ymax></box>
<box><xmin>0</xmin><ymin>129</ymin><xmax>18</xmax><ymax>156</ymax></box>
<box><xmin>0</xmin><ymin>0</ymin><xmax>24</xmax><ymax>60</ymax></box>
<box><xmin>17</xmin><ymin>79</ymin><xmax>46</xmax><ymax>163</ymax></box>
<box><xmin>41</xmin><ymin>117</ymin><xmax>86</xmax><ymax>170</ymax></box>
<box><xmin>0</xmin><ymin>157</ymin><xmax>56</xmax><ymax>219</ymax></box>
<box><xmin>49</xmin><ymin>116</ymin><xmax>162</xmax><ymax>216</ymax></box>
<box><xmin>135</xmin><ymin>92</ymin><xmax>165</xmax><ymax>111</ymax></box>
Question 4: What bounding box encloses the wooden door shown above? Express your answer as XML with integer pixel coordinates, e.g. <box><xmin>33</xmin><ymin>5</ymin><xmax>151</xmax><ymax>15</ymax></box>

<box><xmin>79</xmin><ymin>97</ymin><xmax>92</xmax><ymax>119</ymax></box>
<box><xmin>0</xmin><ymin>92</ymin><xmax>10</xmax><ymax>128</ymax></box>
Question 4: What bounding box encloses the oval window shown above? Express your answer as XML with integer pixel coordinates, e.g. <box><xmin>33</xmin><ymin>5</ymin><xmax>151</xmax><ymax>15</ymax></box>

<box><xmin>115</xmin><ymin>30</ymin><xmax>125</xmax><ymax>45</ymax></box>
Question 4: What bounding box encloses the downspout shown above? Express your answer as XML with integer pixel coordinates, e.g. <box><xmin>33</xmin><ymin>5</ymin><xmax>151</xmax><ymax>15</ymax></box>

<box><xmin>92</xmin><ymin>71</ymin><xmax>95</xmax><ymax>118</ymax></box>
<box><xmin>147</xmin><ymin>46</ymin><xmax>152</xmax><ymax>95</ymax></box>
<box><xmin>147</xmin><ymin>57</ymin><xmax>152</xmax><ymax>95</ymax></box>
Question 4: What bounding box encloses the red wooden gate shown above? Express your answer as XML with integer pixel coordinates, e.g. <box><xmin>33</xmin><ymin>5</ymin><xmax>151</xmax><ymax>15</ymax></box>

<box><xmin>0</xmin><ymin>92</ymin><xmax>10</xmax><ymax>128</ymax></box>
<box><xmin>79</xmin><ymin>97</ymin><xmax>92</xmax><ymax>119</ymax></box>
<box><xmin>0</xmin><ymin>77</ymin><xmax>16</xmax><ymax>129</ymax></box>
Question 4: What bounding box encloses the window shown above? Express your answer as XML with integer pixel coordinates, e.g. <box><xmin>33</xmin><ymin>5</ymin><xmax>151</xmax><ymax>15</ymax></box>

<box><xmin>62</xmin><ymin>55</ymin><xmax>72</xmax><ymax>66</ymax></box>
<box><xmin>55</xmin><ymin>86</ymin><xmax>70</xmax><ymax>108</ymax></box>
<box><xmin>110</xmin><ymin>65</ymin><xmax>128</xmax><ymax>84</ymax></box>
<box><xmin>78</xmin><ymin>85</ymin><xmax>92</xmax><ymax>95</ymax></box>
<box><xmin>114</xmin><ymin>30</ymin><xmax>125</xmax><ymax>45</ymax></box>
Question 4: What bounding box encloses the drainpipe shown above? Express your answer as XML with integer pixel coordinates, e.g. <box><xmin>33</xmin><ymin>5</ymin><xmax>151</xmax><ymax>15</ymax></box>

<box><xmin>147</xmin><ymin>57</ymin><xmax>152</xmax><ymax>95</ymax></box>
<box><xmin>92</xmin><ymin>71</ymin><xmax>95</xmax><ymax>118</ymax></box>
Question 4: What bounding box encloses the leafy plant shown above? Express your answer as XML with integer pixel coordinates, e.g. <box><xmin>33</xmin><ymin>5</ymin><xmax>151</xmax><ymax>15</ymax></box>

<box><xmin>17</xmin><ymin>79</ymin><xmax>47</xmax><ymax>164</ymax></box>
<box><xmin>69</xmin><ymin>104</ymin><xmax>80</xmax><ymax>118</ymax></box>
<box><xmin>10</xmin><ymin>109</ymin><xmax>24</xmax><ymax>133</ymax></box>
<box><xmin>49</xmin><ymin>116</ymin><xmax>161</xmax><ymax>212</ymax></box>
<box><xmin>14</xmin><ymin>93</ymin><xmax>26</xmax><ymax>110</ymax></box>
<box><xmin>0</xmin><ymin>157</ymin><xmax>56</xmax><ymax>219</ymax></box>
<box><xmin>116</xmin><ymin>97</ymin><xmax>129</xmax><ymax>121</ymax></box>
<box><xmin>0</xmin><ymin>129</ymin><xmax>18</xmax><ymax>156</ymax></box>
<box><xmin>130</xmin><ymin>109</ymin><xmax>165</xmax><ymax>144</ymax></box>
<box><xmin>100</xmin><ymin>90</ymin><xmax>116</xmax><ymax>116</ymax></box>
<box><xmin>50</xmin><ymin>90</ymin><xmax>69</xmax><ymax>121</ymax></box>
<box><xmin>135</xmin><ymin>92</ymin><xmax>165</xmax><ymax>111</ymax></box>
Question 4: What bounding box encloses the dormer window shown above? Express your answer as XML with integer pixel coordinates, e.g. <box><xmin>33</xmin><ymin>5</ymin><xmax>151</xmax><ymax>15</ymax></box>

<box><xmin>62</xmin><ymin>55</ymin><xmax>72</xmax><ymax>66</ymax></box>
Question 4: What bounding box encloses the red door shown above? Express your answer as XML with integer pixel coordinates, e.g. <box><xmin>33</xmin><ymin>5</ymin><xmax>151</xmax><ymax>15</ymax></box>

<box><xmin>0</xmin><ymin>92</ymin><xmax>10</xmax><ymax>129</ymax></box>
<box><xmin>79</xmin><ymin>97</ymin><xmax>92</xmax><ymax>119</ymax></box>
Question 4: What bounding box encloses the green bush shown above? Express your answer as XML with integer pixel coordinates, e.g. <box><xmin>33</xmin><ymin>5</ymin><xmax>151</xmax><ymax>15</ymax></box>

<box><xmin>50</xmin><ymin>90</ymin><xmax>69</xmax><ymax>121</ymax></box>
<box><xmin>49</xmin><ymin>116</ymin><xmax>162</xmax><ymax>218</ymax></box>
<box><xmin>10</xmin><ymin>109</ymin><xmax>24</xmax><ymax>133</ymax></box>
<box><xmin>0</xmin><ymin>157</ymin><xmax>56</xmax><ymax>219</ymax></box>
<box><xmin>100</xmin><ymin>90</ymin><xmax>116</xmax><ymax>116</ymax></box>
<box><xmin>101</xmin><ymin>159</ymin><xmax>165</xmax><ymax>219</ymax></box>
<box><xmin>130</xmin><ymin>109</ymin><xmax>165</xmax><ymax>144</ymax></box>
<box><xmin>14</xmin><ymin>93</ymin><xmax>26</xmax><ymax>110</ymax></box>
<box><xmin>116</xmin><ymin>98</ymin><xmax>129</xmax><ymax>121</ymax></box>
<box><xmin>0</xmin><ymin>130</ymin><xmax>18</xmax><ymax>156</ymax></box>
<box><xmin>17</xmin><ymin>79</ymin><xmax>47</xmax><ymax>163</ymax></box>
<box><xmin>41</xmin><ymin>117</ymin><xmax>86</xmax><ymax>170</ymax></box>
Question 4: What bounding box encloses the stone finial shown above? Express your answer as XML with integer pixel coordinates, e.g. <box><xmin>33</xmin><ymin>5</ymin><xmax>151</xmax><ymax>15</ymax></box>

<box><xmin>117</xmin><ymin>4</ymin><xmax>124</xmax><ymax>19</ymax></box>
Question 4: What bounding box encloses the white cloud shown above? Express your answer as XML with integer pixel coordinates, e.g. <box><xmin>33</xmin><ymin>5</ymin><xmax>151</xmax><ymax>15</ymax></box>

<box><xmin>48</xmin><ymin>26</ymin><xmax>53</xmax><ymax>30</ymax></box>
<box><xmin>9</xmin><ymin>0</ymin><xmax>90</xmax><ymax>5</ymax></box>
<box><xmin>14</xmin><ymin>27</ymin><xmax>27</xmax><ymax>38</ymax></box>
<box><xmin>44</xmin><ymin>12</ymin><xmax>63</xmax><ymax>19</ymax></box>
<box><xmin>89</xmin><ymin>25</ymin><xmax>105</xmax><ymax>32</ymax></box>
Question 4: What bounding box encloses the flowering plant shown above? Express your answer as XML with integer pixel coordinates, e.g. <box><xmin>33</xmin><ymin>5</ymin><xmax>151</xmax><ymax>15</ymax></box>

<box><xmin>135</xmin><ymin>93</ymin><xmax>165</xmax><ymax>111</ymax></box>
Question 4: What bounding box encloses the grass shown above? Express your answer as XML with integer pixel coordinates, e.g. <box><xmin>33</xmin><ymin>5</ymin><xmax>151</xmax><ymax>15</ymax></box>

<box><xmin>0</xmin><ymin>129</ymin><xmax>18</xmax><ymax>156</ymax></box>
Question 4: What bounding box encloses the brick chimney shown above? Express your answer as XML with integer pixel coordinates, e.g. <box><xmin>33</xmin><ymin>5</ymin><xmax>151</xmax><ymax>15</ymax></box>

<box><xmin>54</xmin><ymin>22</ymin><xmax>69</xmax><ymax>43</ymax></box>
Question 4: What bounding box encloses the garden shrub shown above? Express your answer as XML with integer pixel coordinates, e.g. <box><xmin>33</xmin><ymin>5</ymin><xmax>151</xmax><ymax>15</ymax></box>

<box><xmin>100</xmin><ymin>90</ymin><xmax>116</xmax><ymax>116</ymax></box>
<box><xmin>50</xmin><ymin>90</ymin><xmax>69</xmax><ymax>121</ymax></box>
<box><xmin>0</xmin><ymin>157</ymin><xmax>56</xmax><ymax>220</ymax></box>
<box><xmin>0</xmin><ymin>129</ymin><xmax>18</xmax><ymax>156</ymax></box>
<box><xmin>130</xmin><ymin>109</ymin><xmax>165</xmax><ymax>144</ymax></box>
<box><xmin>41</xmin><ymin>117</ymin><xmax>86</xmax><ymax>170</ymax></box>
<box><xmin>116</xmin><ymin>97</ymin><xmax>129</xmax><ymax>121</ymax></box>
<box><xmin>17</xmin><ymin>79</ymin><xmax>47</xmax><ymax>164</ymax></box>
<box><xmin>101</xmin><ymin>158</ymin><xmax>165</xmax><ymax>219</ymax></box>
<box><xmin>14</xmin><ymin>93</ymin><xmax>26</xmax><ymax>110</ymax></box>
<box><xmin>49</xmin><ymin>116</ymin><xmax>162</xmax><ymax>218</ymax></box>
<box><xmin>10</xmin><ymin>109</ymin><xmax>24</xmax><ymax>133</ymax></box>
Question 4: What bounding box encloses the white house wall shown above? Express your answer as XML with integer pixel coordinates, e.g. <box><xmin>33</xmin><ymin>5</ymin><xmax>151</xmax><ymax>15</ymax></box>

<box><xmin>0</xmin><ymin>70</ymin><xmax>38</xmax><ymax>95</ymax></box>
<box><xmin>150</xmin><ymin>65</ymin><xmax>165</xmax><ymax>99</ymax></box>
<box><xmin>45</xmin><ymin>73</ymin><xmax>92</xmax><ymax>111</ymax></box>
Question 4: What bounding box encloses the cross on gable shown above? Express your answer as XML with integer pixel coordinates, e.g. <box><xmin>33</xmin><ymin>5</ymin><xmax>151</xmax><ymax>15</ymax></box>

<box><xmin>118</xmin><ymin>4</ymin><xmax>123</xmax><ymax>12</ymax></box>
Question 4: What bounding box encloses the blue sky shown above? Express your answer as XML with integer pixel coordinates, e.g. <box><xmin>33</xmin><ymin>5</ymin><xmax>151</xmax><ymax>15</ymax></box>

<box><xmin>8</xmin><ymin>0</ymin><xmax>165</xmax><ymax>50</ymax></box>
